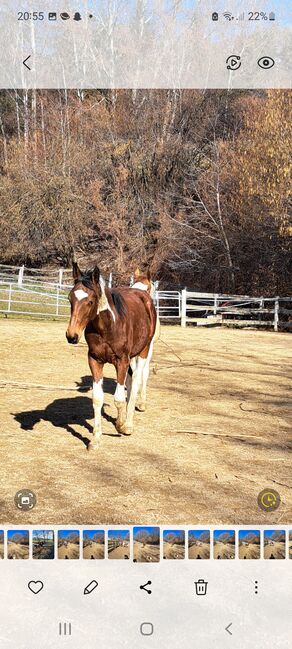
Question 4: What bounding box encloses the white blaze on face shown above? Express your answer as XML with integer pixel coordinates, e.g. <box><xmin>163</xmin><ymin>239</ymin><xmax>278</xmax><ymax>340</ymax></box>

<box><xmin>74</xmin><ymin>289</ymin><xmax>88</xmax><ymax>301</ymax></box>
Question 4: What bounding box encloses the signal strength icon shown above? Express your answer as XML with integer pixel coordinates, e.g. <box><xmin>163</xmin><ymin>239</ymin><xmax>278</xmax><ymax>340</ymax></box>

<box><xmin>224</xmin><ymin>12</ymin><xmax>234</xmax><ymax>21</ymax></box>
<box><xmin>236</xmin><ymin>12</ymin><xmax>245</xmax><ymax>21</ymax></box>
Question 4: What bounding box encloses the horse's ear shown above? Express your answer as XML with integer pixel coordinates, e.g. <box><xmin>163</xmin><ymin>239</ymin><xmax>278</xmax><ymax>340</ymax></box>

<box><xmin>146</xmin><ymin>268</ymin><xmax>151</xmax><ymax>280</ymax></box>
<box><xmin>134</xmin><ymin>267</ymin><xmax>140</xmax><ymax>280</ymax></box>
<box><xmin>72</xmin><ymin>261</ymin><xmax>81</xmax><ymax>281</ymax></box>
<box><xmin>92</xmin><ymin>266</ymin><xmax>100</xmax><ymax>286</ymax></box>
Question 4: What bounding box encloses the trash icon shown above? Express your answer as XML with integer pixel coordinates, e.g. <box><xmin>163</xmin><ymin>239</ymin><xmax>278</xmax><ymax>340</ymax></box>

<box><xmin>194</xmin><ymin>579</ymin><xmax>208</xmax><ymax>595</ymax></box>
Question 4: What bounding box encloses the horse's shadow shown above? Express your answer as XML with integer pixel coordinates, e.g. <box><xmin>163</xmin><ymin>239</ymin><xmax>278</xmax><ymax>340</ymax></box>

<box><xmin>12</xmin><ymin>376</ymin><xmax>118</xmax><ymax>449</ymax></box>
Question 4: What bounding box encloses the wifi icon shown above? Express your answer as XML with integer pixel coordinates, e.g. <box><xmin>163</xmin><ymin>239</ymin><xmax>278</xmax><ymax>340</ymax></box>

<box><xmin>224</xmin><ymin>12</ymin><xmax>234</xmax><ymax>21</ymax></box>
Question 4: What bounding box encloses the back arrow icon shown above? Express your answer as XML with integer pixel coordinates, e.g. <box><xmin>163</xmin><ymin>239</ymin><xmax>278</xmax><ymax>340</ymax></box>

<box><xmin>23</xmin><ymin>56</ymin><xmax>31</xmax><ymax>70</ymax></box>
<box><xmin>225</xmin><ymin>623</ymin><xmax>233</xmax><ymax>635</ymax></box>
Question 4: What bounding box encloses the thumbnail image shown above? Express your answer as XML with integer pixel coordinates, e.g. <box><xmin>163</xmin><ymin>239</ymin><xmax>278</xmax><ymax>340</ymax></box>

<box><xmin>7</xmin><ymin>530</ymin><xmax>29</xmax><ymax>559</ymax></box>
<box><xmin>0</xmin><ymin>531</ymin><xmax>4</xmax><ymax>559</ymax></box>
<box><xmin>238</xmin><ymin>530</ymin><xmax>261</xmax><ymax>559</ymax></box>
<box><xmin>58</xmin><ymin>530</ymin><xmax>80</xmax><ymax>559</ymax></box>
<box><xmin>133</xmin><ymin>527</ymin><xmax>160</xmax><ymax>562</ymax></box>
<box><xmin>289</xmin><ymin>532</ymin><xmax>292</xmax><ymax>559</ymax></box>
<box><xmin>32</xmin><ymin>530</ymin><xmax>54</xmax><ymax>559</ymax></box>
<box><xmin>214</xmin><ymin>530</ymin><xmax>235</xmax><ymax>559</ymax></box>
<box><xmin>83</xmin><ymin>530</ymin><xmax>105</xmax><ymax>559</ymax></box>
<box><xmin>264</xmin><ymin>530</ymin><xmax>286</xmax><ymax>559</ymax></box>
<box><xmin>188</xmin><ymin>530</ymin><xmax>210</xmax><ymax>559</ymax></box>
<box><xmin>163</xmin><ymin>530</ymin><xmax>185</xmax><ymax>559</ymax></box>
<box><xmin>108</xmin><ymin>530</ymin><xmax>130</xmax><ymax>559</ymax></box>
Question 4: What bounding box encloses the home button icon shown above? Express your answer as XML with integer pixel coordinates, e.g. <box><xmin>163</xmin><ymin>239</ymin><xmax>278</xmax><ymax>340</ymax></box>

<box><xmin>140</xmin><ymin>622</ymin><xmax>154</xmax><ymax>636</ymax></box>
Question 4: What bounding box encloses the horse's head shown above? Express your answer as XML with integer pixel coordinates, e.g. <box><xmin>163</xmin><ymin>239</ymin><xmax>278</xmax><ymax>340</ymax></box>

<box><xmin>66</xmin><ymin>262</ymin><xmax>101</xmax><ymax>344</ymax></box>
<box><xmin>132</xmin><ymin>267</ymin><xmax>155</xmax><ymax>297</ymax></box>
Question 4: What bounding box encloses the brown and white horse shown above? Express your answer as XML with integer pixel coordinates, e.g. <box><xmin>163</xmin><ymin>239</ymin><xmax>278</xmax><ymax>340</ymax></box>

<box><xmin>66</xmin><ymin>263</ymin><xmax>156</xmax><ymax>450</ymax></box>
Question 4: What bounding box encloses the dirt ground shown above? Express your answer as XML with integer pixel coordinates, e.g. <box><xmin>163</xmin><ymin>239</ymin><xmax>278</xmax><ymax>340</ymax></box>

<box><xmin>108</xmin><ymin>543</ymin><xmax>130</xmax><ymax>559</ymax></box>
<box><xmin>188</xmin><ymin>542</ymin><xmax>210</xmax><ymax>559</ymax></box>
<box><xmin>163</xmin><ymin>541</ymin><xmax>185</xmax><ymax>559</ymax></box>
<box><xmin>83</xmin><ymin>542</ymin><xmax>105</xmax><ymax>559</ymax></box>
<box><xmin>133</xmin><ymin>542</ymin><xmax>160</xmax><ymax>562</ymax></box>
<box><xmin>58</xmin><ymin>542</ymin><xmax>79</xmax><ymax>559</ymax></box>
<box><xmin>214</xmin><ymin>542</ymin><xmax>235</xmax><ymax>559</ymax></box>
<box><xmin>0</xmin><ymin>319</ymin><xmax>291</xmax><ymax>525</ymax></box>
<box><xmin>7</xmin><ymin>542</ymin><xmax>29</xmax><ymax>559</ymax></box>
<box><xmin>0</xmin><ymin>542</ymin><xmax>4</xmax><ymax>559</ymax></box>
<box><xmin>238</xmin><ymin>543</ymin><xmax>261</xmax><ymax>559</ymax></box>
<box><xmin>264</xmin><ymin>541</ymin><xmax>285</xmax><ymax>559</ymax></box>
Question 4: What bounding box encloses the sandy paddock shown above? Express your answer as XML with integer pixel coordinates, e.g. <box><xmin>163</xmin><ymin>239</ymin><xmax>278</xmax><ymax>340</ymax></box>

<box><xmin>0</xmin><ymin>319</ymin><xmax>291</xmax><ymax>525</ymax></box>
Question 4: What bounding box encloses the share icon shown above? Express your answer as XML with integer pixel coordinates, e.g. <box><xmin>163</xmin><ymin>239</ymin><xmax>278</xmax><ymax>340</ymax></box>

<box><xmin>140</xmin><ymin>580</ymin><xmax>152</xmax><ymax>594</ymax></box>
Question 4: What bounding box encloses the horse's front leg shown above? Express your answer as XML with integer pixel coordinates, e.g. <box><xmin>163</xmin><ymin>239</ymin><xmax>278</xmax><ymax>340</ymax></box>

<box><xmin>114</xmin><ymin>357</ymin><xmax>129</xmax><ymax>435</ymax></box>
<box><xmin>88</xmin><ymin>354</ymin><xmax>104</xmax><ymax>451</ymax></box>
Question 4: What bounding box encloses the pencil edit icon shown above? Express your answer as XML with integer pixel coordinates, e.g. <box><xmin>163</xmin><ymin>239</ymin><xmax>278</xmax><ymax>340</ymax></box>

<box><xmin>84</xmin><ymin>580</ymin><xmax>98</xmax><ymax>595</ymax></box>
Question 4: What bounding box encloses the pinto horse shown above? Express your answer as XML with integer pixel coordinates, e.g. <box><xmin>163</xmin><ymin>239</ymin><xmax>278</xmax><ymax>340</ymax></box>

<box><xmin>66</xmin><ymin>263</ymin><xmax>156</xmax><ymax>450</ymax></box>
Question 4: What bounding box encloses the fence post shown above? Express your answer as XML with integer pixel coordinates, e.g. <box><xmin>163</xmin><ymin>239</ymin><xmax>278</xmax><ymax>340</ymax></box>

<box><xmin>56</xmin><ymin>285</ymin><xmax>60</xmax><ymax>316</ymax></box>
<box><xmin>214</xmin><ymin>293</ymin><xmax>218</xmax><ymax>315</ymax></box>
<box><xmin>18</xmin><ymin>265</ymin><xmax>24</xmax><ymax>287</ymax></box>
<box><xmin>58</xmin><ymin>269</ymin><xmax>64</xmax><ymax>287</ymax></box>
<box><xmin>8</xmin><ymin>283</ymin><xmax>12</xmax><ymax>312</ymax></box>
<box><xmin>181</xmin><ymin>288</ymin><xmax>187</xmax><ymax>327</ymax></box>
<box><xmin>274</xmin><ymin>297</ymin><xmax>279</xmax><ymax>332</ymax></box>
<box><xmin>156</xmin><ymin>291</ymin><xmax>160</xmax><ymax>319</ymax></box>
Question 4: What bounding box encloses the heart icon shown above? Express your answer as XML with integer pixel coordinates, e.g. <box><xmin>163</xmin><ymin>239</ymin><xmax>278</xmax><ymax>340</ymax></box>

<box><xmin>28</xmin><ymin>580</ymin><xmax>44</xmax><ymax>594</ymax></box>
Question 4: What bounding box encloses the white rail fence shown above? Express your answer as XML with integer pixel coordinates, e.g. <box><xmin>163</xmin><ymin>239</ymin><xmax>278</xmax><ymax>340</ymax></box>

<box><xmin>0</xmin><ymin>268</ymin><xmax>291</xmax><ymax>331</ymax></box>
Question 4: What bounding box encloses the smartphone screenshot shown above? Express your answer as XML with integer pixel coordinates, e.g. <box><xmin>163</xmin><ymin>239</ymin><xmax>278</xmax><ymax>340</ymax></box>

<box><xmin>0</xmin><ymin>1</ymin><xmax>291</xmax><ymax>647</ymax></box>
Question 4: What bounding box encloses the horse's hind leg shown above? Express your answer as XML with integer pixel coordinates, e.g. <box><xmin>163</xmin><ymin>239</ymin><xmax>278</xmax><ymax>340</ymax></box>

<box><xmin>88</xmin><ymin>355</ymin><xmax>104</xmax><ymax>451</ymax></box>
<box><xmin>114</xmin><ymin>358</ymin><xmax>129</xmax><ymax>435</ymax></box>
<box><xmin>124</xmin><ymin>347</ymin><xmax>148</xmax><ymax>434</ymax></box>
<box><xmin>136</xmin><ymin>339</ymin><xmax>153</xmax><ymax>412</ymax></box>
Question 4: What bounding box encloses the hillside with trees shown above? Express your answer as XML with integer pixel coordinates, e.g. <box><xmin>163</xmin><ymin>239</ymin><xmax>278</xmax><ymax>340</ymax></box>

<box><xmin>0</xmin><ymin>89</ymin><xmax>291</xmax><ymax>294</ymax></box>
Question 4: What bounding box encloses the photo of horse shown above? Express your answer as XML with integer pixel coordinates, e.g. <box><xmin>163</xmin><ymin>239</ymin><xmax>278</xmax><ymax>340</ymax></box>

<box><xmin>0</xmin><ymin>88</ymin><xmax>291</xmax><ymax>527</ymax></box>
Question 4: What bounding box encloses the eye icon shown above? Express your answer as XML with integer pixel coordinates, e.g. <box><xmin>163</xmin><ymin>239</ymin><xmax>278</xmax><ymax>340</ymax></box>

<box><xmin>258</xmin><ymin>56</ymin><xmax>275</xmax><ymax>69</ymax></box>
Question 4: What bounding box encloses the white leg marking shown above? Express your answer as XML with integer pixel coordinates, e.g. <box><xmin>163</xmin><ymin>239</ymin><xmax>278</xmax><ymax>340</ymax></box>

<box><xmin>126</xmin><ymin>356</ymin><xmax>147</xmax><ymax>429</ymax></box>
<box><xmin>139</xmin><ymin>340</ymin><xmax>154</xmax><ymax>409</ymax></box>
<box><xmin>114</xmin><ymin>383</ymin><xmax>126</xmax><ymax>402</ymax></box>
<box><xmin>92</xmin><ymin>379</ymin><xmax>104</xmax><ymax>440</ymax></box>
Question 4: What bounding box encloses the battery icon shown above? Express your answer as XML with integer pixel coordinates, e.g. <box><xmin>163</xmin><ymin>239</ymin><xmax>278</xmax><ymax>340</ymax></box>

<box><xmin>269</xmin><ymin>12</ymin><xmax>275</xmax><ymax>20</ymax></box>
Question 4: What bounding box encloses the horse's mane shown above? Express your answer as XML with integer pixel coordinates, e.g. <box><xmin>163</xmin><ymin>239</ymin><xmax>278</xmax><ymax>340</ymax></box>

<box><xmin>110</xmin><ymin>289</ymin><xmax>127</xmax><ymax>317</ymax></box>
<box><xmin>74</xmin><ymin>270</ymin><xmax>94</xmax><ymax>289</ymax></box>
<box><xmin>74</xmin><ymin>272</ymin><xmax>127</xmax><ymax>318</ymax></box>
